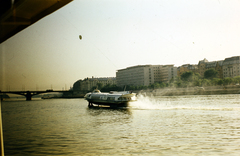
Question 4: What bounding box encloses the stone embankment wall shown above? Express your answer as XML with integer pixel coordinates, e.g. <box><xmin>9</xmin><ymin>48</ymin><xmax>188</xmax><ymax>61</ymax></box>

<box><xmin>61</xmin><ymin>85</ymin><xmax>240</xmax><ymax>98</ymax></box>
<box><xmin>136</xmin><ymin>85</ymin><xmax>240</xmax><ymax>96</ymax></box>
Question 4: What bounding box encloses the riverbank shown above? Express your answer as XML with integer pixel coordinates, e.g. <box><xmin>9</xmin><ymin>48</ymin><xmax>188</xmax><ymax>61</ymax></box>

<box><xmin>4</xmin><ymin>85</ymin><xmax>237</xmax><ymax>100</ymax></box>
<box><xmin>60</xmin><ymin>85</ymin><xmax>240</xmax><ymax>98</ymax></box>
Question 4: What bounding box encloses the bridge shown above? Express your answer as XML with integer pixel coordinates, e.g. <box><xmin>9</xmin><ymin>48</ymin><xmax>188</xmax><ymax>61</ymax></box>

<box><xmin>0</xmin><ymin>90</ymin><xmax>73</xmax><ymax>101</ymax></box>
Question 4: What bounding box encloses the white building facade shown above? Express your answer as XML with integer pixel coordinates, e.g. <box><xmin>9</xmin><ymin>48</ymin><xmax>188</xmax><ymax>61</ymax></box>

<box><xmin>116</xmin><ymin>65</ymin><xmax>152</xmax><ymax>87</ymax></box>
<box><xmin>116</xmin><ymin>65</ymin><xmax>177</xmax><ymax>87</ymax></box>
<box><xmin>223</xmin><ymin>56</ymin><xmax>240</xmax><ymax>78</ymax></box>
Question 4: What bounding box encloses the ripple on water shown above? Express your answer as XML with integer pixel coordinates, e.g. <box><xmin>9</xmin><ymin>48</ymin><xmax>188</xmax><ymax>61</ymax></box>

<box><xmin>2</xmin><ymin>96</ymin><xmax>240</xmax><ymax>155</ymax></box>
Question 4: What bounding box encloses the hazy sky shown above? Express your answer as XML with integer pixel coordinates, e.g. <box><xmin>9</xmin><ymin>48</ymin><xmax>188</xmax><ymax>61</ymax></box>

<box><xmin>1</xmin><ymin>0</ymin><xmax>240</xmax><ymax>91</ymax></box>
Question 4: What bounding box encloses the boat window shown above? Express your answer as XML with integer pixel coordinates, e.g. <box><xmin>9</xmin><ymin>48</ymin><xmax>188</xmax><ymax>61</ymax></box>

<box><xmin>107</xmin><ymin>97</ymin><xmax>115</xmax><ymax>101</ymax></box>
<box><xmin>91</xmin><ymin>96</ymin><xmax>100</xmax><ymax>100</ymax></box>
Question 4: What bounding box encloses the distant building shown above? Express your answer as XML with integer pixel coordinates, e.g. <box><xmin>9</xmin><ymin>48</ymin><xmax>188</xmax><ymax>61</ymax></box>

<box><xmin>198</xmin><ymin>58</ymin><xmax>209</xmax><ymax>77</ymax></box>
<box><xmin>205</xmin><ymin>60</ymin><xmax>224</xmax><ymax>79</ymax></box>
<box><xmin>72</xmin><ymin>57</ymin><xmax>240</xmax><ymax>92</ymax></box>
<box><xmin>116</xmin><ymin>64</ymin><xmax>177</xmax><ymax>87</ymax></box>
<box><xmin>158</xmin><ymin>65</ymin><xmax>177</xmax><ymax>82</ymax></box>
<box><xmin>177</xmin><ymin>64</ymin><xmax>198</xmax><ymax>77</ymax></box>
<box><xmin>197</xmin><ymin>58</ymin><xmax>224</xmax><ymax>78</ymax></box>
<box><xmin>116</xmin><ymin>65</ymin><xmax>152</xmax><ymax>87</ymax></box>
<box><xmin>73</xmin><ymin>77</ymin><xmax>116</xmax><ymax>91</ymax></box>
<box><xmin>223</xmin><ymin>56</ymin><xmax>240</xmax><ymax>78</ymax></box>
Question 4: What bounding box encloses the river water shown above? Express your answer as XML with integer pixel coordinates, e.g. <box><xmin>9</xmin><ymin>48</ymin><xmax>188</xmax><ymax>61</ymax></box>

<box><xmin>1</xmin><ymin>94</ymin><xmax>240</xmax><ymax>155</ymax></box>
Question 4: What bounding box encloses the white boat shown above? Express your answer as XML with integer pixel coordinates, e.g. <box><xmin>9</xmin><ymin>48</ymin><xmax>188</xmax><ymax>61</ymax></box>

<box><xmin>84</xmin><ymin>89</ymin><xmax>137</xmax><ymax>107</ymax></box>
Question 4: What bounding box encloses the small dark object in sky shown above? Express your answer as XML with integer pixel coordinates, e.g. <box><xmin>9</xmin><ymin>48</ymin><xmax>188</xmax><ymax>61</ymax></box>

<box><xmin>79</xmin><ymin>35</ymin><xmax>82</xmax><ymax>40</ymax></box>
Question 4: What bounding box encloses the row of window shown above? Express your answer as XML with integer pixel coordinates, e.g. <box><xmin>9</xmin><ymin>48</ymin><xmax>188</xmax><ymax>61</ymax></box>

<box><xmin>223</xmin><ymin>70</ymin><xmax>239</xmax><ymax>74</ymax></box>
<box><xmin>223</xmin><ymin>67</ymin><xmax>240</xmax><ymax>71</ymax></box>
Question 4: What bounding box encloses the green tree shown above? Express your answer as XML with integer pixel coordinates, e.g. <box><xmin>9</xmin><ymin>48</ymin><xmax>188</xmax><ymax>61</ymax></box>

<box><xmin>204</xmin><ymin>68</ymin><xmax>218</xmax><ymax>79</ymax></box>
<box><xmin>159</xmin><ymin>82</ymin><xmax>166</xmax><ymax>88</ymax></box>
<box><xmin>223</xmin><ymin>77</ymin><xmax>233</xmax><ymax>85</ymax></box>
<box><xmin>101</xmin><ymin>84</ymin><xmax>111</xmax><ymax>92</ymax></box>
<box><xmin>193</xmin><ymin>79</ymin><xmax>201</xmax><ymax>86</ymax></box>
<box><xmin>233</xmin><ymin>76</ymin><xmax>240</xmax><ymax>84</ymax></box>
<box><xmin>96</xmin><ymin>83</ymin><xmax>103</xmax><ymax>89</ymax></box>
<box><xmin>181</xmin><ymin>71</ymin><xmax>194</xmax><ymax>81</ymax></box>
<box><xmin>217</xmin><ymin>79</ymin><xmax>223</xmax><ymax>85</ymax></box>
<box><xmin>175</xmin><ymin>80</ymin><xmax>182</xmax><ymax>87</ymax></box>
<box><xmin>152</xmin><ymin>83</ymin><xmax>157</xmax><ymax>89</ymax></box>
<box><xmin>169</xmin><ymin>78</ymin><xmax>174</xmax><ymax>84</ymax></box>
<box><xmin>90</xmin><ymin>86</ymin><xmax>97</xmax><ymax>91</ymax></box>
<box><xmin>181</xmin><ymin>71</ymin><xmax>200</xmax><ymax>82</ymax></box>
<box><xmin>151</xmin><ymin>82</ymin><xmax>160</xmax><ymax>89</ymax></box>
<box><xmin>211</xmin><ymin>78</ymin><xmax>221</xmax><ymax>86</ymax></box>
<box><xmin>201</xmin><ymin>79</ymin><xmax>211</xmax><ymax>86</ymax></box>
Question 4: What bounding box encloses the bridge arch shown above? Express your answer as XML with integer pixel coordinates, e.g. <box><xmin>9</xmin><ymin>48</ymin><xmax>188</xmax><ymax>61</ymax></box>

<box><xmin>0</xmin><ymin>90</ymin><xmax>72</xmax><ymax>100</ymax></box>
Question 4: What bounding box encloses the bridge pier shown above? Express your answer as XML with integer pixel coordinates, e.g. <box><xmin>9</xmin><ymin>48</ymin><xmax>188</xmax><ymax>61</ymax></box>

<box><xmin>25</xmin><ymin>91</ymin><xmax>32</xmax><ymax>101</ymax></box>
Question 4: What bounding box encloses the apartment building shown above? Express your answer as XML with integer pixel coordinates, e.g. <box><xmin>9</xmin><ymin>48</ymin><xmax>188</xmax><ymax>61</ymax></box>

<box><xmin>159</xmin><ymin>65</ymin><xmax>177</xmax><ymax>82</ymax></box>
<box><xmin>205</xmin><ymin>60</ymin><xmax>224</xmax><ymax>79</ymax></box>
<box><xmin>198</xmin><ymin>58</ymin><xmax>209</xmax><ymax>77</ymax></box>
<box><xmin>177</xmin><ymin>64</ymin><xmax>198</xmax><ymax>77</ymax></box>
<box><xmin>223</xmin><ymin>56</ymin><xmax>240</xmax><ymax>78</ymax></box>
<box><xmin>215</xmin><ymin>61</ymin><xmax>224</xmax><ymax>79</ymax></box>
<box><xmin>197</xmin><ymin>58</ymin><xmax>224</xmax><ymax>78</ymax></box>
<box><xmin>116</xmin><ymin>65</ymin><xmax>177</xmax><ymax>87</ymax></box>
<box><xmin>74</xmin><ymin>77</ymin><xmax>116</xmax><ymax>91</ymax></box>
<box><xmin>168</xmin><ymin>66</ymin><xmax>178</xmax><ymax>81</ymax></box>
<box><xmin>116</xmin><ymin>65</ymin><xmax>152</xmax><ymax>87</ymax></box>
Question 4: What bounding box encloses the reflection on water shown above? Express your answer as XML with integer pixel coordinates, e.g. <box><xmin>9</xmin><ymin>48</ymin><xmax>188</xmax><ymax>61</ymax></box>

<box><xmin>2</xmin><ymin>95</ymin><xmax>240</xmax><ymax>155</ymax></box>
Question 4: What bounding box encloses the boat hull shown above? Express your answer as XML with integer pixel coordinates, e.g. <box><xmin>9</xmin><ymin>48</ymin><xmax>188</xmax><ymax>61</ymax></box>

<box><xmin>87</xmin><ymin>99</ymin><xmax>131</xmax><ymax>107</ymax></box>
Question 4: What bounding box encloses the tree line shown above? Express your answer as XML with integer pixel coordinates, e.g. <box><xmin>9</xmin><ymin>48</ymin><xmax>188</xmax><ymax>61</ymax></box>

<box><xmin>90</xmin><ymin>69</ymin><xmax>240</xmax><ymax>92</ymax></box>
<box><xmin>173</xmin><ymin>69</ymin><xmax>240</xmax><ymax>88</ymax></box>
